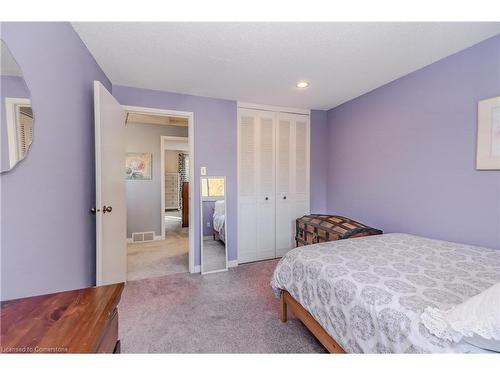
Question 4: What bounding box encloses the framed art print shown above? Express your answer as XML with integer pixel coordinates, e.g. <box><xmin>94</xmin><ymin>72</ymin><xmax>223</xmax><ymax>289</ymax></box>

<box><xmin>125</xmin><ymin>152</ymin><xmax>152</xmax><ymax>180</ymax></box>
<box><xmin>476</xmin><ymin>96</ymin><xmax>500</xmax><ymax>170</ymax></box>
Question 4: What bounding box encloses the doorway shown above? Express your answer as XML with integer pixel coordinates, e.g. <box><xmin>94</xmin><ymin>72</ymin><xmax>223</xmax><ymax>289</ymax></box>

<box><xmin>161</xmin><ymin>136</ymin><xmax>190</xmax><ymax>240</ymax></box>
<box><xmin>123</xmin><ymin>106</ymin><xmax>195</xmax><ymax>281</ymax></box>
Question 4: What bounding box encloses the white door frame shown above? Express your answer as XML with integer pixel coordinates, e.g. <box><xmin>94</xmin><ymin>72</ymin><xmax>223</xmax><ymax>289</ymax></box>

<box><xmin>160</xmin><ymin>135</ymin><xmax>189</xmax><ymax>240</ymax></box>
<box><xmin>123</xmin><ymin>105</ymin><xmax>195</xmax><ymax>274</ymax></box>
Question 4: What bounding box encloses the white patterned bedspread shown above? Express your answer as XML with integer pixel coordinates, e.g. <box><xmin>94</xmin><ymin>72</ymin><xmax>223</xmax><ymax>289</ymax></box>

<box><xmin>271</xmin><ymin>233</ymin><xmax>500</xmax><ymax>353</ymax></box>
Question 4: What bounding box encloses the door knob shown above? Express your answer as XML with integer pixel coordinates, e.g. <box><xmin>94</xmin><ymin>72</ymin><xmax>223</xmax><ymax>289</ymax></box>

<box><xmin>265</xmin><ymin>197</ymin><xmax>269</xmax><ymax>201</ymax></box>
<box><xmin>90</xmin><ymin>207</ymin><xmax>101</xmax><ymax>214</ymax></box>
<box><xmin>103</xmin><ymin>205</ymin><xmax>113</xmax><ymax>213</ymax></box>
<box><xmin>283</xmin><ymin>196</ymin><xmax>287</xmax><ymax>200</ymax></box>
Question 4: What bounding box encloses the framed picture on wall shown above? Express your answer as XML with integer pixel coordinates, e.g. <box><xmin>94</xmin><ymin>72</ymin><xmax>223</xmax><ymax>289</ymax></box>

<box><xmin>476</xmin><ymin>96</ymin><xmax>500</xmax><ymax>170</ymax></box>
<box><xmin>125</xmin><ymin>152</ymin><xmax>152</xmax><ymax>180</ymax></box>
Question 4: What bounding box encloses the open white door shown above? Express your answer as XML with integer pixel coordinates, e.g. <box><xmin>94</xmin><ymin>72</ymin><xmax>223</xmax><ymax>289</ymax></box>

<box><xmin>94</xmin><ymin>81</ymin><xmax>127</xmax><ymax>286</ymax></box>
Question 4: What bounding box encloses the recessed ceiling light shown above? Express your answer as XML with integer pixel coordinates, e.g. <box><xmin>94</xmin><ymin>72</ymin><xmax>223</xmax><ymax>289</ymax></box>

<box><xmin>296</xmin><ymin>81</ymin><xmax>309</xmax><ymax>89</ymax></box>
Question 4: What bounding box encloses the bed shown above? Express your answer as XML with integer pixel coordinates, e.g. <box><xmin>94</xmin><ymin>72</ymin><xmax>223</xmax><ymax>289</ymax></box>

<box><xmin>271</xmin><ymin>233</ymin><xmax>500</xmax><ymax>353</ymax></box>
<box><xmin>212</xmin><ymin>200</ymin><xmax>225</xmax><ymax>243</ymax></box>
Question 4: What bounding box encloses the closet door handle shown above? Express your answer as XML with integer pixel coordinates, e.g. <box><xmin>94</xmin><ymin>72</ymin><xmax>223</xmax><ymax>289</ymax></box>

<box><xmin>265</xmin><ymin>197</ymin><xmax>269</xmax><ymax>201</ymax></box>
<box><xmin>283</xmin><ymin>196</ymin><xmax>287</xmax><ymax>200</ymax></box>
<box><xmin>103</xmin><ymin>205</ymin><xmax>113</xmax><ymax>213</ymax></box>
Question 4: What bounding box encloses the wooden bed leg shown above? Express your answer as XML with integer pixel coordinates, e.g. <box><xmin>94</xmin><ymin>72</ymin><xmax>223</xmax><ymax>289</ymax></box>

<box><xmin>280</xmin><ymin>292</ymin><xmax>288</xmax><ymax>323</ymax></box>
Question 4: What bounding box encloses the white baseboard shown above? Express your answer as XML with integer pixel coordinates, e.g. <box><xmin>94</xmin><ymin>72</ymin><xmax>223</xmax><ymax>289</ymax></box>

<box><xmin>193</xmin><ymin>260</ymin><xmax>238</xmax><ymax>274</ymax></box>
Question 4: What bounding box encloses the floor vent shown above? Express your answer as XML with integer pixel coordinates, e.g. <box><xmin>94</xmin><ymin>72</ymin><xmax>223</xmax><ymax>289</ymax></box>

<box><xmin>131</xmin><ymin>231</ymin><xmax>155</xmax><ymax>243</ymax></box>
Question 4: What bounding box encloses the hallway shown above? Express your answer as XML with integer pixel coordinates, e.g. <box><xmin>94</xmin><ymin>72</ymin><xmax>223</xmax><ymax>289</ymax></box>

<box><xmin>127</xmin><ymin>210</ymin><xmax>188</xmax><ymax>281</ymax></box>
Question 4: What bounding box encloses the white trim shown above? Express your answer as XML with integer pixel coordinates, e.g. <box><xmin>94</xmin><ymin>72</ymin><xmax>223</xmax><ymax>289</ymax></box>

<box><xmin>93</xmin><ymin>82</ymin><xmax>104</xmax><ymax>286</ymax></box>
<box><xmin>123</xmin><ymin>105</ymin><xmax>194</xmax><ymax>119</ymax></box>
<box><xmin>162</xmin><ymin>136</ymin><xmax>188</xmax><ymax>230</ymax></box>
<box><xmin>163</xmin><ymin>136</ymin><xmax>190</xmax><ymax>152</ymax></box>
<box><xmin>160</xmin><ymin>136</ymin><xmax>190</xmax><ymax>142</ymax></box>
<box><xmin>194</xmin><ymin>259</ymin><xmax>239</xmax><ymax>275</ymax></box>
<box><xmin>5</xmin><ymin>97</ymin><xmax>31</xmax><ymax>169</ymax></box>
<box><xmin>188</xmin><ymin>114</ymin><xmax>195</xmax><ymax>274</ymax></box>
<box><xmin>201</xmin><ymin>268</ymin><xmax>227</xmax><ymax>275</ymax></box>
<box><xmin>160</xmin><ymin>136</ymin><xmax>166</xmax><ymax>240</ymax></box>
<box><xmin>160</xmin><ymin>137</ymin><xmax>184</xmax><ymax>239</ymax></box>
<box><xmin>477</xmin><ymin>96</ymin><xmax>500</xmax><ymax>170</ymax></box>
<box><xmin>196</xmin><ymin>261</ymin><xmax>237</xmax><ymax>273</ymax></box>
<box><xmin>122</xmin><ymin>105</ymin><xmax>196</xmax><ymax>274</ymax></box>
<box><xmin>237</xmin><ymin>101</ymin><xmax>310</xmax><ymax>115</ymax></box>
<box><xmin>200</xmin><ymin>175</ymin><xmax>228</xmax><ymax>274</ymax></box>
<box><xmin>236</xmin><ymin>109</ymin><xmax>241</xmax><ymax>265</ymax></box>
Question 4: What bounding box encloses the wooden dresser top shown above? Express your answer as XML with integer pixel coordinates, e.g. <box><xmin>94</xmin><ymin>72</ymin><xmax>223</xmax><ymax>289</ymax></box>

<box><xmin>0</xmin><ymin>283</ymin><xmax>124</xmax><ymax>353</ymax></box>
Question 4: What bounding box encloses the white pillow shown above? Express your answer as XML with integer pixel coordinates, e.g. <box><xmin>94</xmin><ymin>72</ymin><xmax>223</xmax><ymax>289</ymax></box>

<box><xmin>420</xmin><ymin>282</ymin><xmax>500</xmax><ymax>352</ymax></box>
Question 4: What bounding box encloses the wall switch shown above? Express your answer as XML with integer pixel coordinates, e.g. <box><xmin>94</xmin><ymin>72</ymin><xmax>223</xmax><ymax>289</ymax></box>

<box><xmin>200</xmin><ymin>167</ymin><xmax>207</xmax><ymax>175</ymax></box>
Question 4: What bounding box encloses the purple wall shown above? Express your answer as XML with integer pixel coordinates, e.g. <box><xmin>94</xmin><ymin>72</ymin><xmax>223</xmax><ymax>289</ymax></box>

<box><xmin>1</xmin><ymin>75</ymin><xmax>30</xmax><ymax>171</ymax></box>
<box><xmin>326</xmin><ymin>34</ymin><xmax>500</xmax><ymax>250</ymax></box>
<box><xmin>202</xmin><ymin>201</ymin><xmax>215</xmax><ymax>236</ymax></box>
<box><xmin>0</xmin><ymin>23</ymin><xmax>112</xmax><ymax>300</ymax></box>
<box><xmin>310</xmin><ymin>109</ymin><xmax>328</xmax><ymax>213</ymax></box>
<box><xmin>112</xmin><ymin>85</ymin><xmax>237</xmax><ymax>265</ymax></box>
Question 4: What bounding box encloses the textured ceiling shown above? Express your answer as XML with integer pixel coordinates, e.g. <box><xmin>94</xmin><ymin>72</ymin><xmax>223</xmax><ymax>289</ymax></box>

<box><xmin>72</xmin><ymin>22</ymin><xmax>500</xmax><ymax>110</ymax></box>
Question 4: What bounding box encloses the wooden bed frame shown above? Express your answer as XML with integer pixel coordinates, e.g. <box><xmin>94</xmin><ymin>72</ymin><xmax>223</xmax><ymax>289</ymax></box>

<box><xmin>280</xmin><ymin>290</ymin><xmax>346</xmax><ymax>353</ymax></box>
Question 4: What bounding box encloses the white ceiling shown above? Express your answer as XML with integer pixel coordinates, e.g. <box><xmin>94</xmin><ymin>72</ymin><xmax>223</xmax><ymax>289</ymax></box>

<box><xmin>72</xmin><ymin>22</ymin><xmax>500</xmax><ymax>110</ymax></box>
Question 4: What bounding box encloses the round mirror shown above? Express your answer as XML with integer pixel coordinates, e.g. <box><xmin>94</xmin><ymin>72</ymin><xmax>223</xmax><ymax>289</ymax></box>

<box><xmin>1</xmin><ymin>39</ymin><xmax>33</xmax><ymax>173</ymax></box>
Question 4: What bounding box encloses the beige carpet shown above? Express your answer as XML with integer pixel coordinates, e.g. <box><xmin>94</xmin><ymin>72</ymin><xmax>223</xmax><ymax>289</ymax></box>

<box><xmin>127</xmin><ymin>211</ymin><xmax>188</xmax><ymax>281</ymax></box>
<box><xmin>119</xmin><ymin>259</ymin><xmax>326</xmax><ymax>353</ymax></box>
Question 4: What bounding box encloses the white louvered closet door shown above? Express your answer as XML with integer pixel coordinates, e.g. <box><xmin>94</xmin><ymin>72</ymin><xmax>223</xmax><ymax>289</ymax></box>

<box><xmin>276</xmin><ymin>113</ymin><xmax>310</xmax><ymax>257</ymax></box>
<box><xmin>237</xmin><ymin>109</ymin><xmax>258</xmax><ymax>263</ymax></box>
<box><xmin>275</xmin><ymin>116</ymin><xmax>293</xmax><ymax>256</ymax></box>
<box><xmin>256</xmin><ymin>111</ymin><xmax>276</xmax><ymax>261</ymax></box>
<box><xmin>238</xmin><ymin>109</ymin><xmax>277</xmax><ymax>263</ymax></box>
<box><xmin>238</xmin><ymin>105</ymin><xmax>309</xmax><ymax>264</ymax></box>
